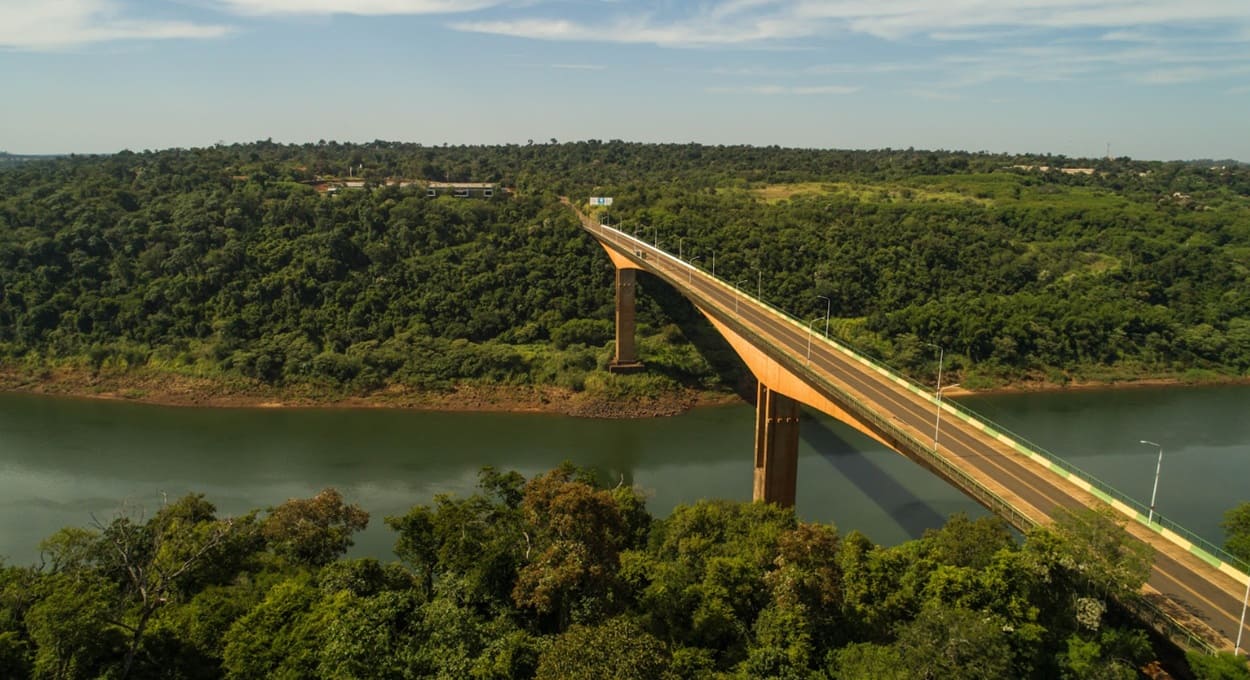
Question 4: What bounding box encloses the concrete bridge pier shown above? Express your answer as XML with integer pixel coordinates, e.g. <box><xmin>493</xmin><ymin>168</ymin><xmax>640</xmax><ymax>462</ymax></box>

<box><xmin>609</xmin><ymin>267</ymin><xmax>645</xmax><ymax>373</ymax></box>
<box><xmin>753</xmin><ymin>382</ymin><xmax>801</xmax><ymax>506</ymax></box>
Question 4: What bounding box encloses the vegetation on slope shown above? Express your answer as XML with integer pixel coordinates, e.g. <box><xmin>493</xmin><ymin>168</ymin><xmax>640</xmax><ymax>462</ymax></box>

<box><xmin>1</xmin><ymin>141</ymin><xmax>1249</xmax><ymax>400</ymax></box>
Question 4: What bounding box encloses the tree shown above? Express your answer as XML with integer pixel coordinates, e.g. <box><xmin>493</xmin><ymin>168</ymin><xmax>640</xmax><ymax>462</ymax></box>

<box><xmin>534</xmin><ymin>617</ymin><xmax>670</xmax><ymax>680</ymax></box>
<box><xmin>895</xmin><ymin>606</ymin><xmax>1014</xmax><ymax>680</ymax></box>
<box><xmin>627</xmin><ymin>500</ymin><xmax>796</xmax><ymax>668</ymax></box>
<box><xmin>1034</xmin><ymin>506</ymin><xmax>1154</xmax><ymax>603</ymax></box>
<box><xmin>1222</xmin><ymin>502</ymin><xmax>1250</xmax><ymax>564</ymax></box>
<box><xmin>743</xmin><ymin>521</ymin><xmax>845</xmax><ymax>676</ymax></box>
<box><xmin>738</xmin><ymin>603</ymin><xmax>816</xmax><ymax>679</ymax></box>
<box><xmin>263</xmin><ymin>488</ymin><xmax>369</xmax><ymax>568</ymax></box>
<box><xmin>829</xmin><ymin>642</ymin><xmax>909</xmax><ymax>680</ymax></box>
<box><xmin>25</xmin><ymin>572</ymin><xmax>125</xmax><ymax>679</ymax></box>
<box><xmin>387</xmin><ymin>468</ymin><xmax>529</xmax><ymax>614</ymax></box>
<box><xmin>220</xmin><ymin>575</ymin><xmax>325</xmax><ymax>679</ymax></box>
<box><xmin>838</xmin><ymin>531</ymin><xmax>928</xmax><ymax>642</ymax></box>
<box><xmin>919</xmin><ymin>513</ymin><xmax>1013</xmax><ymax>571</ymax></box>
<box><xmin>95</xmin><ymin>496</ymin><xmax>256</xmax><ymax>679</ymax></box>
<box><xmin>511</xmin><ymin>466</ymin><xmax>634</xmax><ymax>630</ymax></box>
<box><xmin>0</xmin><ymin>562</ymin><xmax>35</xmax><ymax>678</ymax></box>
<box><xmin>1059</xmin><ymin>628</ymin><xmax>1150</xmax><ymax>680</ymax></box>
<box><xmin>317</xmin><ymin>589</ymin><xmax>424</xmax><ymax>678</ymax></box>
<box><xmin>1186</xmin><ymin>650</ymin><xmax>1250</xmax><ymax>680</ymax></box>
<box><xmin>29</xmin><ymin>496</ymin><xmax>258</xmax><ymax>680</ymax></box>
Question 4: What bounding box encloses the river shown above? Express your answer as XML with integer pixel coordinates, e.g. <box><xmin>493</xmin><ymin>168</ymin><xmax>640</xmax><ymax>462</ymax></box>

<box><xmin>0</xmin><ymin>385</ymin><xmax>1246</xmax><ymax>565</ymax></box>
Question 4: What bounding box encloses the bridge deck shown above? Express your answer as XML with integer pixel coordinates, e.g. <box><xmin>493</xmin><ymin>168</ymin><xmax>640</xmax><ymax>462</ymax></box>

<box><xmin>576</xmin><ymin>210</ymin><xmax>1249</xmax><ymax>654</ymax></box>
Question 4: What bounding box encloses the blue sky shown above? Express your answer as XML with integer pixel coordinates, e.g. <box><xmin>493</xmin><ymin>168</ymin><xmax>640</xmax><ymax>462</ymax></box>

<box><xmin>2</xmin><ymin>0</ymin><xmax>1249</xmax><ymax>160</ymax></box>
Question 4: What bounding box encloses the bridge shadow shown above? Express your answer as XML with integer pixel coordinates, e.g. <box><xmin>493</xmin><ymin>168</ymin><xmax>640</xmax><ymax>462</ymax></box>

<box><xmin>800</xmin><ymin>414</ymin><xmax>947</xmax><ymax>540</ymax></box>
<box><xmin>634</xmin><ymin>269</ymin><xmax>947</xmax><ymax>538</ymax></box>
<box><xmin>635</xmin><ymin>271</ymin><xmax>755</xmax><ymax>401</ymax></box>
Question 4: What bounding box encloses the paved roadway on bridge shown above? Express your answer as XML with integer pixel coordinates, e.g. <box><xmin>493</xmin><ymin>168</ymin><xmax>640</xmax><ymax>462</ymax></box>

<box><xmin>583</xmin><ymin>216</ymin><xmax>1250</xmax><ymax>653</ymax></box>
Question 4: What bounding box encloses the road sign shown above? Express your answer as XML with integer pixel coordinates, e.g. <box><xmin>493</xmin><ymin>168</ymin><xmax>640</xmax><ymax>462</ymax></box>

<box><xmin>588</xmin><ymin>196</ymin><xmax>613</xmax><ymax>206</ymax></box>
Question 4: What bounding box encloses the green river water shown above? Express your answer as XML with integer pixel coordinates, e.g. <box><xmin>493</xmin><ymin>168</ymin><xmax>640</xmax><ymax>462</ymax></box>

<box><xmin>1</xmin><ymin>384</ymin><xmax>1246</xmax><ymax>565</ymax></box>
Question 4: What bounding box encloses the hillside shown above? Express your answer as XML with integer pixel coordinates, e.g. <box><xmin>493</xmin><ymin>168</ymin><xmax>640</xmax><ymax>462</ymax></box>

<box><xmin>1</xmin><ymin>141</ymin><xmax>1249</xmax><ymax>404</ymax></box>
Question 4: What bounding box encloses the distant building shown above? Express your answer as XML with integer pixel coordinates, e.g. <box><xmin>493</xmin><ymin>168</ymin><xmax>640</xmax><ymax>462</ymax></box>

<box><xmin>1010</xmin><ymin>165</ymin><xmax>1096</xmax><ymax>175</ymax></box>
<box><xmin>426</xmin><ymin>181</ymin><xmax>498</xmax><ymax>198</ymax></box>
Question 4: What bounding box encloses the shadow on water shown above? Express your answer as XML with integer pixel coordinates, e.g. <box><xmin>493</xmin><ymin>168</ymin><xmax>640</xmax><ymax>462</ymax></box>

<box><xmin>639</xmin><ymin>272</ymin><xmax>949</xmax><ymax>540</ymax></box>
<box><xmin>800</xmin><ymin>414</ymin><xmax>946</xmax><ymax>540</ymax></box>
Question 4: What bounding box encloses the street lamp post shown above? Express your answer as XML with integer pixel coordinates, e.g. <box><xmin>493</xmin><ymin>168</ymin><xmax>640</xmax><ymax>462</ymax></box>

<box><xmin>806</xmin><ymin>318</ymin><xmax>821</xmax><ymax>366</ymax></box>
<box><xmin>1236</xmin><ymin>573</ymin><xmax>1249</xmax><ymax>656</ymax></box>
<box><xmin>817</xmin><ymin>295</ymin><xmax>831</xmax><ymax>338</ymax></box>
<box><xmin>679</xmin><ymin>237</ymin><xmax>684</xmax><ymax>260</ymax></box>
<box><xmin>1139</xmin><ymin>440</ymin><xmax>1164</xmax><ymax>524</ymax></box>
<box><xmin>712</xmin><ymin>250</ymin><xmax>716</xmax><ymax>278</ymax></box>
<box><xmin>735</xmin><ymin>280</ymin><xmax>748</xmax><ymax>313</ymax></box>
<box><xmin>927</xmin><ymin>344</ymin><xmax>944</xmax><ymax>452</ymax></box>
<box><xmin>689</xmin><ymin>256</ymin><xmax>701</xmax><ymax>283</ymax></box>
<box><xmin>757</xmin><ymin>270</ymin><xmax>762</xmax><ymax>299</ymax></box>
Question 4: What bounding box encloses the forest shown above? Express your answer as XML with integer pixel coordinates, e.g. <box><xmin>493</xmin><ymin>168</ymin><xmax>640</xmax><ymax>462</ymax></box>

<box><xmin>3</xmin><ymin>465</ymin><xmax>1248</xmax><ymax>680</ymax></box>
<box><xmin>1</xmin><ymin>141</ymin><xmax>1249</xmax><ymax>400</ymax></box>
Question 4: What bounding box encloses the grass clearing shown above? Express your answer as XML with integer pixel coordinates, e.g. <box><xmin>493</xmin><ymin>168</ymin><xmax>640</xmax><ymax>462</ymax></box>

<box><xmin>748</xmin><ymin>181</ymin><xmax>992</xmax><ymax>206</ymax></box>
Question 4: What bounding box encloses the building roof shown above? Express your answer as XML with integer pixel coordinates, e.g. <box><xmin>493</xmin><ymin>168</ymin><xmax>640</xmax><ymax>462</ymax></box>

<box><xmin>427</xmin><ymin>181</ymin><xmax>498</xmax><ymax>189</ymax></box>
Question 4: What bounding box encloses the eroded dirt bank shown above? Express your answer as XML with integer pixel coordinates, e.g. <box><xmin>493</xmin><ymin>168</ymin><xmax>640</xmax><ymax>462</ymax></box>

<box><xmin>0</xmin><ymin>366</ymin><xmax>739</xmax><ymax>418</ymax></box>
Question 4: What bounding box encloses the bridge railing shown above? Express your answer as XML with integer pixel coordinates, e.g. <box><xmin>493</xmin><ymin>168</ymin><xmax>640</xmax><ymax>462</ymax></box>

<box><xmin>934</xmin><ymin>398</ymin><xmax>1250</xmax><ymax>575</ymax></box>
<box><xmin>581</xmin><ymin>216</ymin><xmax>1230</xmax><ymax>654</ymax></box>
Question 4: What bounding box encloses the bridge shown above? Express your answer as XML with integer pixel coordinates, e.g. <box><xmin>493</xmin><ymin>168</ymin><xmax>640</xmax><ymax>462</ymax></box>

<box><xmin>570</xmin><ymin>204</ymin><xmax>1250</xmax><ymax>657</ymax></box>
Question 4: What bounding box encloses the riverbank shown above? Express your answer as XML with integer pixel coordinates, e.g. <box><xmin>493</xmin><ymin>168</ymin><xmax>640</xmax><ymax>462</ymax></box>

<box><xmin>939</xmin><ymin>373</ymin><xmax>1250</xmax><ymax>398</ymax></box>
<box><xmin>3</xmin><ymin>364</ymin><xmax>1247</xmax><ymax>417</ymax></box>
<box><xmin>0</xmin><ymin>365</ymin><xmax>739</xmax><ymax>418</ymax></box>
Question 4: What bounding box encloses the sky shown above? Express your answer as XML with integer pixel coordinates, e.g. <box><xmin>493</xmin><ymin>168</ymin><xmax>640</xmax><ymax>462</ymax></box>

<box><xmin>2</xmin><ymin>0</ymin><xmax>1249</xmax><ymax>161</ymax></box>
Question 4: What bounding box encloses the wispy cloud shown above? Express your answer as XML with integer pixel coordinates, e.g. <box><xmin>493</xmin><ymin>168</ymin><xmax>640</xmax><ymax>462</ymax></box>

<box><xmin>452</xmin><ymin>15</ymin><xmax>815</xmax><ymax>47</ymax></box>
<box><xmin>0</xmin><ymin>0</ymin><xmax>231</xmax><ymax>50</ymax></box>
<box><xmin>886</xmin><ymin>41</ymin><xmax>1250</xmax><ymax>93</ymax></box>
<box><xmin>706</xmin><ymin>84</ymin><xmax>859</xmax><ymax>95</ymax></box>
<box><xmin>210</xmin><ymin>0</ymin><xmax>506</xmax><ymax>16</ymax></box>
<box><xmin>793</xmin><ymin>0</ymin><xmax>1250</xmax><ymax>41</ymax></box>
<box><xmin>452</xmin><ymin>1</ymin><xmax>818</xmax><ymax>48</ymax></box>
<box><xmin>550</xmin><ymin>63</ymin><xmax>606</xmax><ymax>70</ymax></box>
<box><xmin>453</xmin><ymin>0</ymin><xmax>1250</xmax><ymax>49</ymax></box>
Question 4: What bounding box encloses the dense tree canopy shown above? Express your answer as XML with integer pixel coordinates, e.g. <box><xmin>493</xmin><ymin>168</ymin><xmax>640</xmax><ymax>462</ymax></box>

<box><xmin>1</xmin><ymin>141</ymin><xmax>1248</xmax><ymax>397</ymax></box>
<box><xmin>0</xmin><ymin>466</ymin><xmax>1232</xmax><ymax>679</ymax></box>
<box><xmin>1223</xmin><ymin>502</ymin><xmax>1250</xmax><ymax>565</ymax></box>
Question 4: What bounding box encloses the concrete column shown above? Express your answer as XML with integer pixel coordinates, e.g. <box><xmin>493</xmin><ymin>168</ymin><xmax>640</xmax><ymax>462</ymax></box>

<box><xmin>609</xmin><ymin>267</ymin><xmax>644</xmax><ymax>373</ymax></box>
<box><xmin>753</xmin><ymin>382</ymin><xmax>800</xmax><ymax>506</ymax></box>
